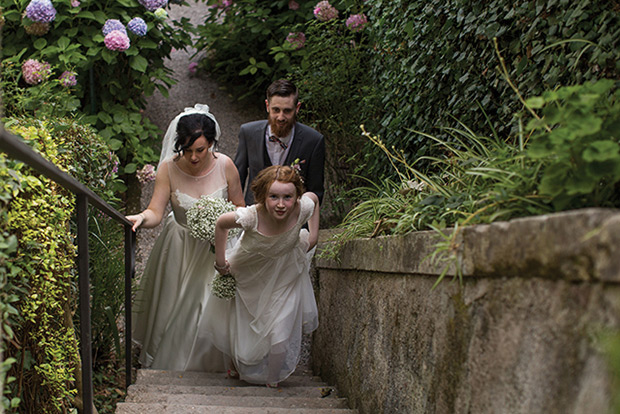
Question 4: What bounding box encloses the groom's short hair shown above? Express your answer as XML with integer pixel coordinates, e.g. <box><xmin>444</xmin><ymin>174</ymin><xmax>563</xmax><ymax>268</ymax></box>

<box><xmin>266</xmin><ymin>79</ymin><xmax>299</xmax><ymax>105</ymax></box>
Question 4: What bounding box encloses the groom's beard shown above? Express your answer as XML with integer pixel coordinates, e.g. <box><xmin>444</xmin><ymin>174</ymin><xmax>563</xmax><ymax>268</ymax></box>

<box><xmin>268</xmin><ymin>113</ymin><xmax>296</xmax><ymax>138</ymax></box>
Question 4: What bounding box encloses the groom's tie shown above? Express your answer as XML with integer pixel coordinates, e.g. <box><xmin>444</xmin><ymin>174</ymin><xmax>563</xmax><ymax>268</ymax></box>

<box><xmin>269</xmin><ymin>135</ymin><xmax>288</xmax><ymax>150</ymax></box>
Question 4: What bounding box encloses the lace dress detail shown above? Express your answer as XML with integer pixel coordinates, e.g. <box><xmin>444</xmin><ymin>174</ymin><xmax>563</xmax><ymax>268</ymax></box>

<box><xmin>132</xmin><ymin>155</ymin><xmax>231</xmax><ymax>371</ymax></box>
<box><xmin>201</xmin><ymin>195</ymin><xmax>319</xmax><ymax>384</ymax></box>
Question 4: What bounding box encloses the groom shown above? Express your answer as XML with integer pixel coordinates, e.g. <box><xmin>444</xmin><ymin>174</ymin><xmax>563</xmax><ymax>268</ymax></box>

<box><xmin>234</xmin><ymin>79</ymin><xmax>325</xmax><ymax>206</ymax></box>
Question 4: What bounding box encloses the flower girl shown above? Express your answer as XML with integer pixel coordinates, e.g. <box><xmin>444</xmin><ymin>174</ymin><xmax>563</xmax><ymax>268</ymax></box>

<box><xmin>203</xmin><ymin>165</ymin><xmax>319</xmax><ymax>387</ymax></box>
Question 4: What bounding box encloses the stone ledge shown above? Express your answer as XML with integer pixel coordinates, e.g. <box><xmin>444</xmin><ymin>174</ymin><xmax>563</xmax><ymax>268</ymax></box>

<box><xmin>317</xmin><ymin>208</ymin><xmax>620</xmax><ymax>283</ymax></box>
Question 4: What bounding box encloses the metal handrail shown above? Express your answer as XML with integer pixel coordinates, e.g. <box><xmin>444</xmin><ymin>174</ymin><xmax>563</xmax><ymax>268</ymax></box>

<box><xmin>0</xmin><ymin>125</ymin><xmax>135</xmax><ymax>414</ymax></box>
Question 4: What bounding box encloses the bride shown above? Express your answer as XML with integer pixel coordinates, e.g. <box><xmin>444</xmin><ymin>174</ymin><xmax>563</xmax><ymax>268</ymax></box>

<box><xmin>126</xmin><ymin>104</ymin><xmax>244</xmax><ymax>371</ymax></box>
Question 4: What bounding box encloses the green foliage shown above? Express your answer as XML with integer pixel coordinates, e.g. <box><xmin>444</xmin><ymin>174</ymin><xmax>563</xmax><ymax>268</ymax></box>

<box><xmin>194</xmin><ymin>0</ymin><xmax>316</xmax><ymax>101</ymax></box>
<box><xmin>322</xmin><ymin>120</ymin><xmax>552</xmax><ymax>261</ymax></box>
<box><xmin>1</xmin><ymin>0</ymin><xmax>194</xmax><ymax>169</ymax></box>
<box><xmin>0</xmin><ymin>154</ymin><xmax>24</xmax><ymax>412</ymax></box>
<box><xmin>87</xmin><ymin>212</ymin><xmax>126</xmax><ymax>369</ymax></box>
<box><xmin>1</xmin><ymin>58</ymin><xmax>82</xmax><ymax>119</ymax></box>
<box><xmin>4</xmin><ymin>122</ymin><xmax>80</xmax><ymax>413</ymax></box>
<box><xmin>3</xmin><ymin>117</ymin><xmax>125</xmax><ymax>412</ymax></box>
<box><xmin>363</xmin><ymin>0</ymin><xmax>619</xmax><ymax>179</ymax></box>
<box><xmin>526</xmin><ymin>79</ymin><xmax>620</xmax><ymax>209</ymax></box>
<box><xmin>289</xmin><ymin>8</ymin><xmax>378</xmax><ymax>225</ymax></box>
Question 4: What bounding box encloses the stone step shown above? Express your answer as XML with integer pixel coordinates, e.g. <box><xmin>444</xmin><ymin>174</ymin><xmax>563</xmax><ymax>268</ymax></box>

<box><xmin>125</xmin><ymin>392</ymin><xmax>349</xmax><ymax>408</ymax></box>
<box><xmin>126</xmin><ymin>384</ymin><xmax>339</xmax><ymax>399</ymax></box>
<box><xmin>116</xmin><ymin>367</ymin><xmax>356</xmax><ymax>414</ymax></box>
<box><xmin>135</xmin><ymin>369</ymin><xmax>327</xmax><ymax>388</ymax></box>
<box><xmin>115</xmin><ymin>404</ymin><xmax>358</xmax><ymax>414</ymax></box>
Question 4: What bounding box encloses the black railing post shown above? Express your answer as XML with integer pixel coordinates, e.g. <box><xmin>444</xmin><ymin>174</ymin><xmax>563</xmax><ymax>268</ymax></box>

<box><xmin>124</xmin><ymin>226</ymin><xmax>135</xmax><ymax>389</ymax></box>
<box><xmin>77</xmin><ymin>194</ymin><xmax>93</xmax><ymax>414</ymax></box>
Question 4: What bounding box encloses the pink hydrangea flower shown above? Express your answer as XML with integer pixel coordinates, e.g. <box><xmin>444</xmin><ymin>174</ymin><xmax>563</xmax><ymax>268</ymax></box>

<box><xmin>136</xmin><ymin>164</ymin><xmax>157</xmax><ymax>184</ymax></box>
<box><xmin>104</xmin><ymin>30</ymin><xmax>131</xmax><ymax>51</ymax></box>
<box><xmin>313</xmin><ymin>1</ymin><xmax>338</xmax><ymax>21</ymax></box>
<box><xmin>188</xmin><ymin>61</ymin><xmax>198</xmax><ymax>74</ymax></box>
<box><xmin>288</xmin><ymin>0</ymin><xmax>299</xmax><ymax>10</ymax></box>
<box><xmin>71</xmin><ymin>0</ymin><xmax>80</xmax><ymax>7</ymax></box>
<box><xmin>286</xmin><ymin>32</ymin><xmax>306</xmax><ymax>50</ymax></box>
<box><xmin>59</xmin><ymin>70</ymin><xmax>78</xmax><ymax>87</ymax></box>
<box><xmin>345</xmin><ymin>13</ymin><xmax>368</xmax><ymax>32</ymax></box>
<box><xmin>21</xmin><ymin>59</ymin><xmax>51</xmax><ymax>85</ymax></box>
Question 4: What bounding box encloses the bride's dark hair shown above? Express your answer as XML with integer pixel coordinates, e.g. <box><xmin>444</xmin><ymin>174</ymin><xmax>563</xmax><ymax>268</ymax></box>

<box><xmin>173</xmin><ymin>113</ymin><xmax>217</xmax><ymax>155</ymax></box>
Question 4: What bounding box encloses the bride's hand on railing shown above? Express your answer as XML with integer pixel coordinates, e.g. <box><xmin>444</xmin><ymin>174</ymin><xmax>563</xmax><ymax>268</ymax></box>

<box><xmin>126</xmin><ymin>212</ymin><xmax>146</xmax><ymax>231</ymax></box>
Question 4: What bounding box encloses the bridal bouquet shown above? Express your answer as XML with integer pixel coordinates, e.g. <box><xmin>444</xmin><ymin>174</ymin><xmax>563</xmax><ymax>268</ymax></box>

<box><xmin>186</xmin><ymin>196</ymin><xmax>239</xmax><ymax>245</ymax></box>
<box><xmin>211</xmin><ymin>271</ymin><xmax>236</xmax><ymax>300</ymax></box>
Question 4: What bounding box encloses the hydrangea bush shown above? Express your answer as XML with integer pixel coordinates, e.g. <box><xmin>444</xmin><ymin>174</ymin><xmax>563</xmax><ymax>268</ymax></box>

<box><xmin>195</xmin><ymin>0</ymin><xmax>368</xmax><ymax>102</ymax></box>
<box><xmin>1</xmin><ymin>0</ymin><xmax>194</xmax><ymax>173</ymax></box>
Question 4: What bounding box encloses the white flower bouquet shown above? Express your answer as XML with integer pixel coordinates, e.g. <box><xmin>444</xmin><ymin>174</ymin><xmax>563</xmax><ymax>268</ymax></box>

<box><xmin>211</xmin><ymin>271</ymin><xmax>236</xmax><ymax>300</ymax></box>
<box><xmin>186</xmin><ymin>196</ymin><xmax>239</xmax><ymax>245</ymax></box>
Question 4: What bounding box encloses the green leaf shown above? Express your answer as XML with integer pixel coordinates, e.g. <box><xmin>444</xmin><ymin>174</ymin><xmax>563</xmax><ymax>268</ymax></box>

<box><xmin>108</xmin><ymin>139</ymin><xmax>123</xmax><ymax>151</ymax></box>
<box><xmin>582</xmin><ymin>141</ymin><xmax>620</xmax><ymax>162</ymax></box>
<box><xmin>525</xmin><ymin>96</ymin><xmax>545</xmax><ymax>109</ymax></box>
<box><xmin>124</xmin><ymin>163</ymin><xmax>137</xmax><ymax>174</ymax></box>
<box><xmin>130</xmin><ymin>55</ymin><xmax>149</xmax><ymax>73</ymax></box>
<box><xmin>57</xmin><ymin>36</ymin><xmax>70</xmax><ymax>50</ymax></box>
<box><xmin>77</xmin><ymin>10</ymin><xmax>97</xmax><ymax>20</ymax></box>
<box><xmin>33</xmin><ymin>38</ymin><xmax>47</xmax><ymax>50</ymax></box>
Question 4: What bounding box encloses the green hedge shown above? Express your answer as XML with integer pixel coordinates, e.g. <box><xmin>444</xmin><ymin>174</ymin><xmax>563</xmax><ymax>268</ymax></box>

<box><xmin>364</xmin><ymin>0</ymin><xmax>619</xmax><ymax>177</ymax></box>
<box><xmin>2</xmin><ymin>118</ymin><xmax>123</xmax><ymax>413</ymax></box>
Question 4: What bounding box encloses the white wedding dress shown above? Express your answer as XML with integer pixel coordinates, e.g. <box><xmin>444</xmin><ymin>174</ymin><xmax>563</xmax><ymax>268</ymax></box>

<box><xmin>201</xmin><ymin>195</ymin><xmax>319</xmax><ymax>384</ymax></box>
<box><xmin>132</xmin><ymin>155</ymin><xmax>231</xmax><ymax>371</ymax></box>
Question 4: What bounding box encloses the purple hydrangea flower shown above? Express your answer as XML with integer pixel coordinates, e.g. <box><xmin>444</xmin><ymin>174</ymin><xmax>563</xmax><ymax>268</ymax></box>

<box><xmin>127</xmin><ymin>17</ymin><xmax>147</xmax><ymax>36</ymax></box>
<box><xmin>138</xmin><ymin>0</ymin><xmax>168</xmax><ymax>12</ymax></box>
<box><xmin>188</xmin><ymin>61</ymin><xmax>198</xmax><ymax>74</ymax></box>
<box><xmin>59</xmin><ymin>71</ymin><xmax>77</xmax><ymax>87</ymax></box>
<box><xmin>104</xmin><ymin>30</ymin><xmax>131</xmax><ymax>51</ymax></box>
<box><xmin>71</xmin><ymin>0</ymin><xmax>80</xmax><ymax>7</ymax></box>
<box><xmin>313</xmin><ymin>1</ymin><xmax>338</xmax><ymax>21</ymax></box>
<box><xmin>25</xmin><ymin>0</ymin><xmax>57</xmax><ymax>23</ymax></box>
<box><xmin>102</xmin><ymin>19</ymin><xmax>127</xmax><ymax>36</ymax></box>
<box><xmin>345</xmin><ymin>13</ymin><xmax>368</xmax><ymax>32</ymax></box>
<box><xmin>22</xmin><ymin>59</ymin><xmax>51</xmax><ymax>85</ymax></box>
<box><xmin>286</xmin><ymin>32</ymin><xmax>306</xmax><ymax>50</ymax></box>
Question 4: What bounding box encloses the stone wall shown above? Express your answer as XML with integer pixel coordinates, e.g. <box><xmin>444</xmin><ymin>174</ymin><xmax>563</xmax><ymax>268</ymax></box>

<box><xmin>312</xmin><ymin>208</ymin><xmax>620</xmax><ymax>414</ymax></box>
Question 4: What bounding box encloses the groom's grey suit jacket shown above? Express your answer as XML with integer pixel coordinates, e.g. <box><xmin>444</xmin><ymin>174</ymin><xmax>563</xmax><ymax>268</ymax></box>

<box><xmin>234</xmin><ymin>120</ymin><xmax>325</xmax><ymax>206</ymax></box>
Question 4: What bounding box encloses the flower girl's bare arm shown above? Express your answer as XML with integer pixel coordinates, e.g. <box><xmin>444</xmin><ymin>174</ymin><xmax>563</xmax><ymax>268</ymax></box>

<box><xmin>214</xmin><ymin>211</ymin><xmax>241</xmax><ymax>272</ymax></box>
<box><xmin>305</xmin><ymin>192</ymin><xmax>320</xmax><ymax>251</ymax></box>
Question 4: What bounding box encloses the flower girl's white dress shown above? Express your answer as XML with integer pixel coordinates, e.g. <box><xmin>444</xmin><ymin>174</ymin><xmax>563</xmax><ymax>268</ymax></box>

<box><xmin>132</xmin><ymin>156</ymin><xmax>231</xmax><ymax>371</ymax></box>
<box><xmin>202</xmin><ymin>195</ymin><xmax>319</xmax><ymax>384</ymax></box>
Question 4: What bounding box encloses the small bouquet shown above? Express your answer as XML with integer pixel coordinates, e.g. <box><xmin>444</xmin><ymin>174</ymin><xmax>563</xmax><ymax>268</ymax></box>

<box><xmin>186</xmin><ymin>196</ymin><xmax>240</xmax><ymax>246</ymax></box>
<box><xmin>211</xmin><ymin>271</ymin><xmax>236</xmax><ymax>300</ymax></box>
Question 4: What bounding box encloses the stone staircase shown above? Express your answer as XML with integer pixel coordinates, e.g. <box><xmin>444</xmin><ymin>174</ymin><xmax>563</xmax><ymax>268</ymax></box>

<box><xmin>115</xmin><ymin>366</ymin><xmax>357</xmax><ymax>413</ymax></box>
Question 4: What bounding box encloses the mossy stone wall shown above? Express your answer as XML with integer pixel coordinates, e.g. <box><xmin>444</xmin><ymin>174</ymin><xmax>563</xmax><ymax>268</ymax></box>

<box><xmin>313</xmin><ymin>208</ymin><xmax>620</xmax><ymax>414</ymax></box>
